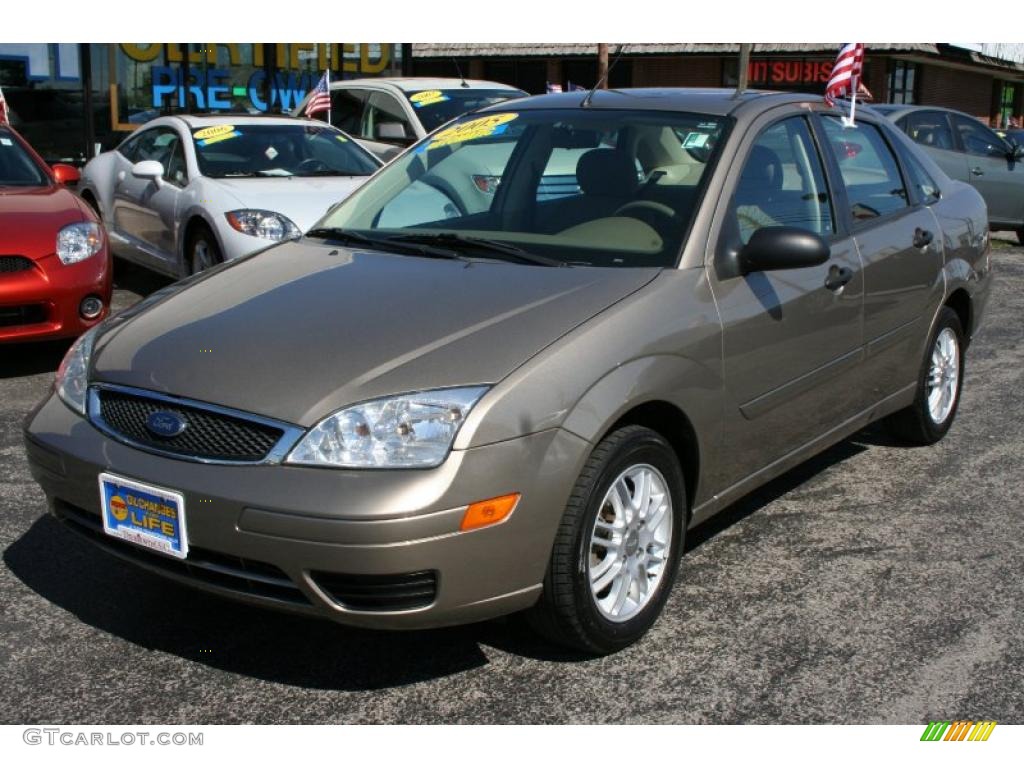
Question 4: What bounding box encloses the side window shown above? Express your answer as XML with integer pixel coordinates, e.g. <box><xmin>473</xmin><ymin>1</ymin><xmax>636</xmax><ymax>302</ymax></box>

<box><xmin>117</xmin><ymin>134</ymin><xmax>141</xmax><ymax>162</ymax></box>
<box><xmin>330</xmin><ymin>88</ymin><xmax>367</xmax><ymax>135</ymax></box>
<box><xmin>953</xmin><ymin>115</ymin><xmax>1009</xmax><ymax>158</ymax></box>
<box><xmin>821</xmin><ymin>116</ymin><xmax>908</xmax><ymax>222</ymax></box>
<box><xmin>163</xmin><ymin>134</ymin><xmax>188</xmax><ymax>186</ymax></box>
<box><xmin>731</xmin><ymin>116</ymin><xmax>835</xmax><ymax>245</ymax></box>
<box><xmin>364</xmin><ymin>92</ymin><xmax>414</xmax><ymax>144</ymax></box>
<box><xmin>902</xmin><ymin>111</ymin><xmax>955</xmax><ymax>151</ymax></box>
<box><xmin>902</xmin><ymin>151</ymin><xmax>941</xmax><ymax>205</ymax></box>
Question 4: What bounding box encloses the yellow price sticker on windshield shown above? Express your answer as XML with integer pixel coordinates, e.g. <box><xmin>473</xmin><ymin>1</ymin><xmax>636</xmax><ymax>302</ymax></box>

<box><xmin>409</xmin><ymin>90</ymin><xmax>449</xmax><ymax>108</ymax></box>
<box><xmin>427</xmin><ymin>113</ymin><xmax>518</xmax><ymax>151</ymax></box>
<box><xmin>193</xmin><ymin>124</ymin><xmax>241</xmax><ymax>146</ymax></box>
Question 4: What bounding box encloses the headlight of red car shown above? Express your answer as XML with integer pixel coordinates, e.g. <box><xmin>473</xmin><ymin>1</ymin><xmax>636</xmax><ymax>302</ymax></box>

<box><xmin>56</xmin><ymin>222</ymin><xmax>103</xmax><ymax>265</ymax></box>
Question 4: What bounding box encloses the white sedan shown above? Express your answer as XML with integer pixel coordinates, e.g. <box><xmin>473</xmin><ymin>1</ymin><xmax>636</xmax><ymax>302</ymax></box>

<box><xmin>79</xmin><ymin>115</ymin><xmax>382</xmax><ymax>277</ymax></box>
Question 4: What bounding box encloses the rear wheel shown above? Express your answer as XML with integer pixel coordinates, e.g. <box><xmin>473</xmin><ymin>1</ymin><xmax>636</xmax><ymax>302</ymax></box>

<box><xmin>886</xmin><ymin>306</ymin><xmax>965</xmax><ymax>445</ymax></box>
<box><xmin>1017</xmin><ymin>228</ymin><xmax>1023</xmax><ymax>247</ymax></box>
<box><xmin>527</xmin><ymin>425</ymin><xmax>685</xmax><ymax>654</ymax></box>
<box><xmin>188</xmin><ymin>224</ymin><xmax>222</xmax><ymax>275</ymax></box>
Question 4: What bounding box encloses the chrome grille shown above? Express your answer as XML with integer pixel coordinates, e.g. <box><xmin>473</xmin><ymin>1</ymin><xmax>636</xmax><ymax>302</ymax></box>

<box><xmin>90</xmin><ymin>385</ymin><xmax>297</xmax><ymax>463</ymax></box>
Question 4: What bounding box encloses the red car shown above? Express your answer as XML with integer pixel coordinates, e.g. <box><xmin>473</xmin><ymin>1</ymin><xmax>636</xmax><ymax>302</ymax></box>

<box><xmin>1</xmin><ymin>124</ymin><xmax>111</xmax><ymax>343</ymax></box>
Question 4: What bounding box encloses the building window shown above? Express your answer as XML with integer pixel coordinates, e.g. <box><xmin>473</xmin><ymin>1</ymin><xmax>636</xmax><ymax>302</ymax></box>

<box><xmin>888</xmin><ymin>60</ymin><xmax>917</xmax><ymax>104</ymax></box>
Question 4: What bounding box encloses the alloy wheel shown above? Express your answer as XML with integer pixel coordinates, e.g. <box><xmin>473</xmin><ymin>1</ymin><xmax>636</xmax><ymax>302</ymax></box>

<box><xmin>588</xmin><ymin>463</ymin><xmax>673</xmax><ymax>623</ymax></box>
<box><xmin>927</xmin><ymin>327</ymin><xmax>960</xmax><ymax>424</ymax></box>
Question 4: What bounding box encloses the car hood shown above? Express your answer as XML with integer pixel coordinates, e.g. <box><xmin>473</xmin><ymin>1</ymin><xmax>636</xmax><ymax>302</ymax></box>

<box><xmin>211</xmin><ymin>176</ymin><xmax>369</xmax><ymax>232</ymax></box>
<box><xmin>91</xmin><ymin>241</ymin><xmax>659</xmax><ymax>426</ymax></box>
<box><xmin>0</xmin><ymin>185</ymin><xmax>87</xmax><ymax>258</ymax></box>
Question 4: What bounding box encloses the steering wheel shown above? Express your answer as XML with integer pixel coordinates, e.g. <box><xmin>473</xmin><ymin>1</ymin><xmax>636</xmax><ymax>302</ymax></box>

<box><xmin>613</xmin><ymin>200</ymin><xmax>677</xmax><ymax>233</ymax></box>
<box><xmin>296</xmin><ymin>158</ymin><xmax>329</xmax><ymax>174</ymax></box>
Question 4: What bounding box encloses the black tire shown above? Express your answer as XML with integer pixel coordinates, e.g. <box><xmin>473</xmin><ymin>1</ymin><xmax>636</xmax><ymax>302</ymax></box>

<box><xmin>187</xmin><ymin>224</ymin><xmax>222</xmax><ymax>275</ymax></box>
<box><xmin>886</xmin><ymin>306</ymin><xmax>965</xmax><ymax>445</ymax></box>
<box><xmin>527</xmin><ymin>425</ymin><xmax>686</xmax><ymax>655</ymax></box>
<box><xmin>1017</xmin><ymin>228</ymin><xmax>1024</xmax><ymax>247</ymax></box>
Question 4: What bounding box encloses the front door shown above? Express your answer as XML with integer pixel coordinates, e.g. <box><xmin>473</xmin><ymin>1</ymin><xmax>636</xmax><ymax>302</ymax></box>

<box><xmin>952</xmin><ymin>113</ymin><xmax>1024</xmax><ymax>227</ymax></box>
<box><xmin>708</xmin><ymin>113</ymin><xmax>865</xmax><ymax>489</ymax></box>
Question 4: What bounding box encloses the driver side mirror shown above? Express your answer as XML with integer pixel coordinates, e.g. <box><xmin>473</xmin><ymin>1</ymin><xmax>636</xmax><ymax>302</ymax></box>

<box><xmin>376</xmin><ymin>122</ymin><xmax>411</xmax><ymax>144</ymax></box>
<box><xmin>1010</xmin><ymin>142</ymin><xmax>1024</xmax><ymax>161</ymax></box>
<box><xmin>51</xmin><ymin>163</ymin><xmax>80</xmax><ymax>185</ymax></box>
<box><xmin>131</xmin><ymin>160</ymin><xmax>164</xmax><ymax>187</ymax></box>
<box><xmin>724</xmin><ymin>226</ymin><xmax>831</xmax><ymax>278</ymax></box>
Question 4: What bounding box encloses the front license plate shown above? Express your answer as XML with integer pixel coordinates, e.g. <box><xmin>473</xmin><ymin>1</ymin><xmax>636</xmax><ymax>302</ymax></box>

<box><xmin>98</xmin><ymin>472</ymin><xmax>188</xmax><ymax>559</ymax></box>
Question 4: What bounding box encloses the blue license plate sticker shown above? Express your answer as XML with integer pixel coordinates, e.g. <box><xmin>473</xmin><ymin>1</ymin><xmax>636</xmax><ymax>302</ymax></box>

<box><xmin>98</xmin><ymin>472</ymin><xmax>188</xmax><ymax>559</ymax></box>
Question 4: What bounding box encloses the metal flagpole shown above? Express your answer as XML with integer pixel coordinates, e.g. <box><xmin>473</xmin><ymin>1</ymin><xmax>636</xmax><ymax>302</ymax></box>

<box><xmin>326</xmin><ymin>66</ymin><xmax>331</xmax><ymax>125</ymax></box>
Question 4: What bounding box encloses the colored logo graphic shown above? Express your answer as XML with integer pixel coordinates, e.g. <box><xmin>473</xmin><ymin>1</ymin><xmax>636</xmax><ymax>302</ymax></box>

<box><xmin>109</xmin><ymin>495</ymin><xmax>128</xmax><ymax>522</ymax></box>
<box><xmin>921</xmin><ymin>721</ymin><xmax>997</xmax><ymax>741</ymax></box>
<box><xmin>145</xmin><ymin>411</ymin><xmax>188</xmax><ymax>438</ymax></box>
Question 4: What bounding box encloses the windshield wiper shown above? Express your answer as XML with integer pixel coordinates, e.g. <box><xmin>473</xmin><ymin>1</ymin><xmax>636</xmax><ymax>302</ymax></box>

<box><xmin>303</xmin><ymin>227</ymin><xmax>469</xmax><ymax>261</ymax></box>
<box><xmin>387</xmin><ymin>232</ymin><xmax>566</xmax><ymax>267</ymax></box>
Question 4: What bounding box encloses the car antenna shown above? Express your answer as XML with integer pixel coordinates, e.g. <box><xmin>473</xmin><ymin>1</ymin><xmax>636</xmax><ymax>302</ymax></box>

<box><xmin>581</xmin><ymin>44</ymin><xmax>626</xmax><ymax>108</ymax></box>
<box><xmin>452</xmin><ymin>58</ymin><xmax>470</xmax><ymax>88</ymax></box>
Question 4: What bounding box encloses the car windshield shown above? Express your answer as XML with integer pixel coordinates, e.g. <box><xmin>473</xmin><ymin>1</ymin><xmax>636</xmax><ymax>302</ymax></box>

<box><xmin>403</xmin><ymin>88</ymin><xmax>528</xmax><ymax>132</ymax></box>
<box><xmin>0</xmin><ymin>128</ymin><xmax>48</xmax><ymax>187</ymax></box>
<box><xmin>192</xmin><ymin>123</ymin><xmax>381</xmax><ymax>178</ymax></box>
<box><xmin>314</xmin><ymin>108</ymin><xmax>727</xmax><ymax>268</ymax></box>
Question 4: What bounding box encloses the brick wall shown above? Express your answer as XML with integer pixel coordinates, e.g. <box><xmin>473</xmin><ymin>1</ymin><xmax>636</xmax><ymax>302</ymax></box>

<box><xmin>917</xmin><ymin>64</ymin><xmax>995</xmax><ymax>122</ymax></box>
<box><xmin>632</xmin><ymin>57</ymin><xmax>722</xmax><ymax>87</ymax></box>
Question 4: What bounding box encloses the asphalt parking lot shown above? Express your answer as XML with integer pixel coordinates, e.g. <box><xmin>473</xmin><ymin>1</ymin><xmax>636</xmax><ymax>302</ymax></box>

<box><xmin>1</xmin><ymin>246</ymin><xmax>1022</xmax><ymax>725</ymax></box>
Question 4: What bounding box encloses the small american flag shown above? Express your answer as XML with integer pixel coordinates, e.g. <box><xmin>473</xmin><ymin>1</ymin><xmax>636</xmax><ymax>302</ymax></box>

<box><xmin>546</xmin><ymin>82</ymin><xmax>563</xmax><ymax>93</ymax></box>
<box><xmin>0</xmin><ymin>84</ymin><xmax>9</xmax><ymax>125</ymax></box>
<box><xmin>824</xmin><ymin>43</ymin><xmax>865</xmax><ymax>107</ymax></box>
<box><xmin>305</xmin><ymin>71</ymin><xmax>331</xmax><ymax>118</ymax></box>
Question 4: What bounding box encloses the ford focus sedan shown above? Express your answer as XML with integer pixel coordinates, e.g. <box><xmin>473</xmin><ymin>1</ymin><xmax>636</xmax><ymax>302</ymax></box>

<box><xmin>24</xmin><ymin>90</ymin><xmax>991</xmax><ymax>654</ymax></box>
<box><xmin>78</xmin><ymin>114</ymin><xmax>382</xmax><ymax>277</ymax></box>
<box><xmin>1</xmin><ymin>124</ymin><xmax>111</xmax><ymax>343</ymax></box>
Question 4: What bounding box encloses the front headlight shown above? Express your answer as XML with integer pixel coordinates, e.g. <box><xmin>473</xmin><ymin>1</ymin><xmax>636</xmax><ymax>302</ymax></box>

<box><xmin>286</xmin><ymin>387</ymin><xmax>488</xmax><ymax>468</ymax></box>
<box><xmin>56</xmin><ymin>222</ymin><xmax>103</xmax><ymax>265</ymax></box>
<box><xmin>225</xmin><ymin>209</ymin><xmax>301</xmax><ymax>241</ymax></box>
<box><xmin>55</xmin><ymin>326</ymin><xmax>99</xmax><ymax>415</ymax></box>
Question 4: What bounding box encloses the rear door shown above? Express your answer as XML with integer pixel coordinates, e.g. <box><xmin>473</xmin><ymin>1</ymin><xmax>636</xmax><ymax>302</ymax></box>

<box><xmin>898</xmin><ymin>110</ymin><xmax>969</xmax><ymax>182</ymax></box>
<box><xmin>951</xmin><ymin>113</ymin><xmax>1024</xmax><ymax>226</ymax></box>
<box><xmin>818</xmin><ymin>114</ymin><xmax>944</xmax><ymax>403</ymax></box>
<box><xmin>708</xmin><ymin>111</ymin><xmax>865</xmax><ymax>482</ymax></box>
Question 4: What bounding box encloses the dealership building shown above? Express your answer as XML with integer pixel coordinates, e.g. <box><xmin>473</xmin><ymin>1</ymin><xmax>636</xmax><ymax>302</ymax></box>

<box><xmin>2</xmin><ymin>43</ymin><xmax>1022</xmax><ymax>163</ymax></box>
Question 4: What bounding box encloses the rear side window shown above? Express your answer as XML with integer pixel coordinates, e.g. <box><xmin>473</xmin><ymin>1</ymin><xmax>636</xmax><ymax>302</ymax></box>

<box><xmin>822</xmin><ymin>117</ymin><xmax>908</xmax><ymax>222</ymax></box>
<box><xmin>730</xmin><ymin>116</ymin><xmax>835</xmax><ymax>244</ymax></box>
<box><xmin>901</xmin><ymin>111</ymin><xmax>955</xmax><ymax>151</ymax></box>
<box><xmin>330</xmin><ymin>89</ymin><xmax>367</xmax><ymax>135</ymax></box>
<box><xmin>902</xmin><ymin>151</ymin><xmax>941</xmax><ymax>205</ymax></box>
<box><xmin>952</xmin><ymin>115</ymin><xmax>1009</xmax><ymax>158</ymax></box>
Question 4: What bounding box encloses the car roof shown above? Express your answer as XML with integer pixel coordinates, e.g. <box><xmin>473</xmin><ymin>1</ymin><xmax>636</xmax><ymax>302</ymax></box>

<box><xmin>473</xmin><ymin>88</ymin><xmax>826</xmax><ymax>118</ymax></box>
<box><xmin>331</xmin><ymin>77</ymin><xmax>524</xmax><ymax>93</ymax></box>
<box><xmin>173</xmin><ymin>114</ymin><xmax>330</xmax><ymax>129</ymax></box>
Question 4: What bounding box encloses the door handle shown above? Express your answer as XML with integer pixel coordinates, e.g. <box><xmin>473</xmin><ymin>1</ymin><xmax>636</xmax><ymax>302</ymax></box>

<box><xmin>913</xmin><ymin>228</ymin><xmax>934</xmax><ymax>248</ymax></box>
<box><xmin>970</xmin><ymin>167</ymin><xmax>984</xmax><ymax>176</ymax></box>
<box><xmin>824</xmin><ymin>265</ymin><xmax>854</xmax><ymax>291</ymax></box>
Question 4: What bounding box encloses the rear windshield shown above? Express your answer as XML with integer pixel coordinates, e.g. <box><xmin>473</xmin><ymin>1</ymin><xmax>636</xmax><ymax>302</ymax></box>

<box><xmin>192</xmin><ymin>123</ymin><xmax>381</xmax><ymax>178</ymax></box>
<box><xmin>403</xmin><ymin>89</ymin><xmax>528</xmax><ymax>132</ymax></box>
<box><xmin>317</xmin><ymin>108</ymin><xmax>728</xmax><ymax>268</ymax></box>
<box><xmin>0</xmin><ymin>129</ymin><xmax>48</xmax><ymax>187</ymax></box>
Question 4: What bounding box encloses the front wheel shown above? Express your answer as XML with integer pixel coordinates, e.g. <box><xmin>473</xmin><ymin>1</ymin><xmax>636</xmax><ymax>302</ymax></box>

<box><xmin>886</xmin><ymin>306</ymin><xmax>965</xmax><ymax>445</ymax></box>
<box><xmin>527</xmin><ymin>425</ymin><xmax>686</xmax><ymax>654</ymax></box>
<box><xmin>187</xmin><ymin>224</ymin><xmax>223</xmax><ymax>276</ymax></box>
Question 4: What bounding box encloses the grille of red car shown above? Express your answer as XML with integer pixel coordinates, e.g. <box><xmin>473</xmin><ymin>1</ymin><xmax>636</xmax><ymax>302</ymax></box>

<box><xmin>0</xmin><ymin>303</ymin><xmax>47</xmax><ymax>327</ymax></box>
<box><xmin>0</xmin><ymin>256</ymin><xmax>34</xmax><ymax>274</ymax></box>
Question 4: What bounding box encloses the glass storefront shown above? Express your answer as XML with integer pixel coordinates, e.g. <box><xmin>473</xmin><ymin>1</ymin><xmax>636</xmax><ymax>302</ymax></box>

<box><xmin>0</xmin><ymin>43</ymin><xmax>402</xmax><ymax>163</ymax></box>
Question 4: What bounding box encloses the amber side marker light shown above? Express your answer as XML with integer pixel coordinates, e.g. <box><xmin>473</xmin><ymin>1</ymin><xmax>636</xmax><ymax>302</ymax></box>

<box><xmin>460</xmin><ymin>493</ymin><xmax>521</xmax><ymax>532</ymax></box>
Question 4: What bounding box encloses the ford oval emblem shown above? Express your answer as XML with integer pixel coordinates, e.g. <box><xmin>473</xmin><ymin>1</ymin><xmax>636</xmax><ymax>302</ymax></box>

<box><xmin>146</xmin><ymin>411</ymin><xmax>187</xmax><ymax>438</ymax></box>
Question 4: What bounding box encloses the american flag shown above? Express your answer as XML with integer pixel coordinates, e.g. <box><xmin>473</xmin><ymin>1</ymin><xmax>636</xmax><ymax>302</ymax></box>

<box><xmin>0</xmin><ymin>84</ymin><xmax>9</xmax><ymax>125</ymax></box>
<box><xmin>824</xmin><ymin>43</ymin><xmax>865</xmax><ymax>106</ymax></box>
<box><xmin>304</xmin><ymin>71</ymin><xmax>331</xmax><ymax>118</ymax></box>
<box><xmin>546</xmin><ymin>82</ymin><xmax>563</xmax><ymax>93</ymax></box>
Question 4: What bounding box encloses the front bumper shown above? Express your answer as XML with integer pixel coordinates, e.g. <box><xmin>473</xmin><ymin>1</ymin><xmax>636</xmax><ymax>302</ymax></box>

<box><xmin>23</xmin><ymin>392</ymin><xmax>589</xmax><ymax>629</ymax></box>
<box><xmin>0</xmin><ymin>251</ymin><xmax>111</xmax><ymax>343</ymax></box>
